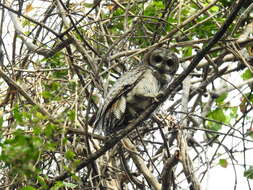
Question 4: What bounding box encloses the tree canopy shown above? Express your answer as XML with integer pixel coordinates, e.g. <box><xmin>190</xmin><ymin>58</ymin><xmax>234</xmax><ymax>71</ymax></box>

<box><xmin>0</xmin><ymin>0</ymin><xmax>253</xmax><ymax>189</ymax></box>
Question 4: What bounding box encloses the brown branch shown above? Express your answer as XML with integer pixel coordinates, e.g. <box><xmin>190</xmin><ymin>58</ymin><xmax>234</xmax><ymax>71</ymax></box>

<box><xmin>161</xmin><ymin>150</ymin><xmax>180</xmax><ymax>190</ymax></box>
<box><xmin>120</xmin><ymin>149</ymin><xmax>145</xmax><ymax>189</ymax></box>
<box><xmin>122</xmin><ymin>138</ymin><xmax>161</xmax><ymax>190</ymax></box>
<box><xmin>177</xmin><ymin>130</ymin><xmax>200</xmax><ymax>190</ymax></box>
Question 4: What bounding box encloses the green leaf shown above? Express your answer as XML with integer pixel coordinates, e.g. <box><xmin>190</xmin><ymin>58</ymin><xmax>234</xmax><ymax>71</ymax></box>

<box><xmin>207</xmin><ymin>121</ymin><xmax>222</xmax><ymax>131</ymax></box>
<box><xmin>41</xmin><ymin>91</ymin><xmax>53</xmax><ymax>99</ymax></box>
<box><xmin>13</xmin><ymin>105</ymin><xmax>23</xmax><ymax>123</ymax></box>
<box><xmin>33</xmin><ymin>126</ymin><xmax>42</xmax><ymax>135</ymax></box>
<box><xmin>244</xmin><ymin>166</ymin><xmax>253</xmax><ymax>179</ymax></box>
<box><xmin>144</xmin><ymin>1</ymin><xmax>164</xmax><ymax>17</ymax></box>
<box><xmin>45</xmin><ymin>82</ymin><xmax>60</xmax><ymax>91</ymax></box>
<box><xmin>220</xmin><ymin>0</ymin><xmax>233</xmax><ymax>7</ymax></box>
<box><xmin>112</xmin><ymin>8</ymin><xmax>124</xmax><ymax>17</ymax></box>
<box><xmin>208</xmin><ymin>108</ymin><xmax>227</xmax><ymax>123</ymax></box>
<box><xmin>0</xmin><ymin>116</ymin><xmax>3</xmax><ymax>127</ymax></box>
<box><xmin>63</xmin><ymin>182</ymin><xmax>78</xmax><ymax>188</ymax></box>
<box><xmin>0</xmin><ymin>130</ymin><xmax>41</xmax><ymax>177</ymax></box>
<box><xmin>45</xmin><ymin>52</ymin><xmax>64</xmax><ymax>68</ymax></box>
<box><xmin>44</xmin><ymin>124</ymin><xmax>57</xmax><ymax>137</ymax></box>
<box><xmin>210</xmin><ymin>5</ymin><xmax>219</xmax><ymax>12</ymax></box>
<box><xmin>22</xmin><ymin>19</ymin><xmax>32</xmax><ymax>27</ymax></box>
<box><xmin>51</xmin><ymin>181</ymin><xmax>64</xmax><ymax>190</ymax></box>
<box><xmin>45</xmin><ymin>142</ymin><xmax>57</xmax><ymax>151</ymax></box>
<box><xmin>229</xmin><ymin>107</ymin><xmax>238</xmax><ymax>119</ymax></box>
<box><xmin>68</xmin><ymin>81</ymin><xmax>77</xmax><ymax>90</ymax></box>
<box><xmin>20</xmin><ymin>186</ymin><xmax>37</xmax><ymax>190</ymax></box>
<box><xmin>207</xmin><ymin>108</ymin><xmax>229</xmax><ymax>131</ymax></box>
<box><xmin>91</xmin><ymin>95</ymin><xmax>100</xmax><ymax>104</ymax></box>
<box><xmin>241</xmin><ymin>69</ymin><xmax>253</xmax><ymax>80</ymax></box>
<box><xmin>245</xmin><ymin>93</ymin><xmax>253</xmax><ymax>103</ymax></box>
<box><xmin>219</xmin><ymin>159</ymin><xmax>228</xmax><ymax>168</ymax></box>
<box><xmin>246</xmin><ymin>128</ymin><xmax>253</xmax><ymax>139</ymax></box>
<box><xmin>51</xmin><ymin>181</ymin><xmax>77</xmax><ymax>190</ymax></box>
<box><xmin>249</xmin><ymin>131</ymin><xmax>253</xmax><ymax>139</ymax></box>
<box><xmin>67</xmin><ymin>110</ymin><xmax>76</xmax><ymax>121</ymax></box>
<box><xmin>35</xmin><ymin>111</ymin><xmax>46</xmax><ymax>120</ymax></box>
<box><xmin>183</xmin><ymin>47</ymin><xmax>192</xmax><ymax>57</ymax></box>
<box><xmin>73</xmin><ymin>159</ymin><xmax>81</xmax><ymax>168</ymax></box>
<box><xmin>167</xmin><ymin>17</ymin><xmax>177</xmax><ymax>25</ymax></box>
<box><xmin>53</xmin><ymin>70</ymin><xmax>68</xmax><ymax>78</ymax></box>
<box><xmin>65</xmin><ymin>150</ymin><xmax>76</xmax><ymax>160</ymax></box>
<box><xmin>215</xmin><ymin>93</ymin><xmax>228</xmax><ymax>104</ymax></box>
<box><xmin>83</xmin><ymin>2</ymin><xmax>93</xmax><ymax>8</ymax></box>
<box><xmin>37</xmin><ymin>175</ymin><xmax>47</xmax><ymax>186</ymax></box>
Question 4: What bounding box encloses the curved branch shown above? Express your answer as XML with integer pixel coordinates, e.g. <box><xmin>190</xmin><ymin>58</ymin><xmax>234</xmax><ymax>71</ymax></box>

<box><xmin>122</xmin><ymin>138</ymin><xmax>161</xmax><ymax>190</ymax></box>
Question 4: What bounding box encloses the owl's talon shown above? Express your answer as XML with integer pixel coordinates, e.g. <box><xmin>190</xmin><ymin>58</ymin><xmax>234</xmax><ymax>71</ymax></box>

<box><xmin>158</xmin><ymin>92</ymin><xmax>164</xmax><ymax>98</ymax></box>
<box><xmin>154</xmin><ymin>92</ymin><xmax>165</xmax><ymax>102</ymax></box>
<box><xmin>154</xmin><ymin>97</ymin><xmax>159</xmax><ymax>102</ymax></box>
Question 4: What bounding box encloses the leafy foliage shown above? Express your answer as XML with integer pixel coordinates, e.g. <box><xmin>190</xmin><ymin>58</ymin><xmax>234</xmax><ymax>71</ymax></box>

<box><xmin>0</xmin><ymin>130</ymin><xmax>41</xmax><ymax>177</ymax></box>
<box><xmin>244</xmin><ymin>166</ymin><xmax>253</xmax><ymax>179</ymax></box>
<box><xmin>219</xmin><ymin>159</ymin><xmax>228</xmax><ymax>168</ymax></box>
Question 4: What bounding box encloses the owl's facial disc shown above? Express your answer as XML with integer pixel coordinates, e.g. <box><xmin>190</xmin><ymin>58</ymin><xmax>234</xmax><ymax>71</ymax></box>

<box><xmin>151</xmin><ymin>53</ymin><xmax>176</xmax><ymax>68</ymax></box>
<box><xmin>166</xmin><ymin>58</ymin><xmax>174</xmax><ymax>66</ymax></box>
<box><xmin>153</xmin><ymin>54</ymin><xmax>163</xmax><ymax>63</ymax></box>
<box><xmin>147</xmin><ymin>49</ymin><xmax>179</xmax><ymax>74</ymax></box>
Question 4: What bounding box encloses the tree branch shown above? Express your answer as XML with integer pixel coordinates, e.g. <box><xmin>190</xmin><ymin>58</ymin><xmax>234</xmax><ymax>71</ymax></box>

<box><xmin>161</xmin><ymin>150</ymin><xmax>180</xmax><ymax>190</ymax></box>
<box><xmin>122</xmin><ymin>138</ymin><xmax>162</xmax><ymax>190</ymax></box>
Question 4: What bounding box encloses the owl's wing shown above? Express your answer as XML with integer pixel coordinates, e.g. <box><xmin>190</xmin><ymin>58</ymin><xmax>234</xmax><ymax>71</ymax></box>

<box><xmin>94</xmin><ymin>65</ymin><xmax>146</xmax><ymax>133</ymax></box>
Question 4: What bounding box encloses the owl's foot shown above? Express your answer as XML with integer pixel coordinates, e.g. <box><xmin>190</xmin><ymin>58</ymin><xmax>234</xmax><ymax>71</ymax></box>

<box><xmin>154</xmin><ymin>92</ymin><xmax>165</xmax><ymax>102</ymax></box>
<box><xmin>153</xmin><ymin>97</ymin><xmax>160</xmax><ymax>102</ymax></box>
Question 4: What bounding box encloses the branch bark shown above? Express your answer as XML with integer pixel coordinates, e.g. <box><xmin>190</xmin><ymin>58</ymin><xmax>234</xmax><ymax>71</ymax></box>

<box><xmin>122</xmin><ymin>138</ymin><xmax>162</xmax><ymax>190</ymax></box>
<box><xmin>161</xmin><ymin>150</ymin><xmax>180</xmax><ymax>190</ymax></box>
<box><xmin>177</xmin><ymin>129</ymin><xmax>201</xmax><ymax>190</ymax></box>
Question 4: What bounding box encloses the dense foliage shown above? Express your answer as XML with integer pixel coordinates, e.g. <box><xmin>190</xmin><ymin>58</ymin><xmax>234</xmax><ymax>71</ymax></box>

<box><xmin>0</xmin><ymin>0</ymin><xmax>253</xmax><ymax>189</ymax></box>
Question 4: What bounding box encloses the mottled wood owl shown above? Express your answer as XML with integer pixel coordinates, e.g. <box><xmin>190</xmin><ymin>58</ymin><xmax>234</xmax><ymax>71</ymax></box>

<box><xmin>95</xmin><ymin>48</ymin><xmax>178</xmax><ymax>135</ymax></box>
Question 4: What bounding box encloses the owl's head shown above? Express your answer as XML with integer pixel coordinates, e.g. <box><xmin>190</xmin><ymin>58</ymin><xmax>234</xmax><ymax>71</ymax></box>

<box><xmin>144</xmin><ymin>48</ymin><xmax>179</xmax><ymax>74</ymax></box>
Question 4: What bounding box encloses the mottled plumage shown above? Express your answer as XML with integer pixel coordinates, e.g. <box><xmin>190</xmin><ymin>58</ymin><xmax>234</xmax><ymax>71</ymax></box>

<box><xmin>95</xmin><ymin>48</ymin><xmax>178</xmax><ymax>135</ymax></box>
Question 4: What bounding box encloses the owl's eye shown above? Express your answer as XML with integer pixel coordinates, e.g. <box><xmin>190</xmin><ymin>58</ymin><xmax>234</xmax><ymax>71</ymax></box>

<box><xmin>153</xmin><ymin>55</ymin><xmax>163</xmax><ymax>63</ymax></box>
<box><xmin>166</xmin><ymin>59</ymin><xmax>174</xmax><ymax>66</ymax></box>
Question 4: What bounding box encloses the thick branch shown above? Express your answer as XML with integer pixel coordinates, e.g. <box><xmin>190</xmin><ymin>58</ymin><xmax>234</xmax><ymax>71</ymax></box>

<box><xmin>122</xmin><ymin>139</ymin><xmax>162</xmax><ymax>190</ymax></box>
<box><xmin>177</xmin><ymin>130</ymin><xmax>200</xmax><ymax>190</ymax></box>
<box><xmin>161</xmin><ymin>150</ymin><xmax>180</xmax><ymax>190</ymax></box>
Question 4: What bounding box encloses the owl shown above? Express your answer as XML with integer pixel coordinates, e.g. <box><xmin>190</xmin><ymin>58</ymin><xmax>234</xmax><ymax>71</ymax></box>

<box><xmin>95</xmin><ymin>48</ymin><xmax>178</xmax><ymax>135</ymax></box>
